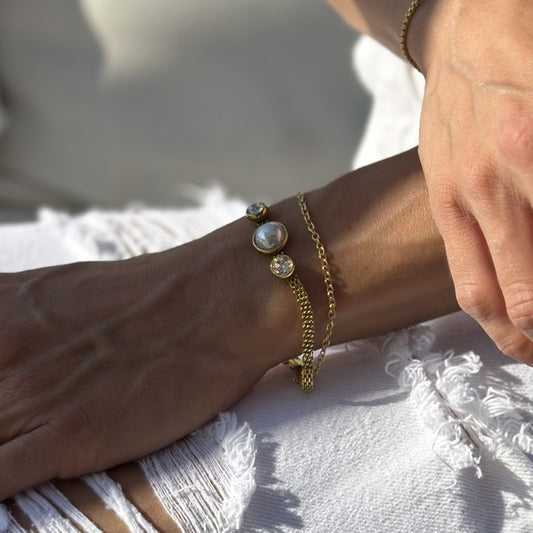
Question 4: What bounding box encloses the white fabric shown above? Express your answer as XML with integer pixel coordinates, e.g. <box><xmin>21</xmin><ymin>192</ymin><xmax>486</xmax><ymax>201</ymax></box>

<box><xmin>0</xmin><ymin>35</ymin><xmax>532</xmax><ymax>532</ymax></box>
<box><xmin>352</xmin><ymin>36</ymin><xmax>424</xmax><ymax>169</ymax></box>
<box><xmin>37</xmin><ymin>484</ymin><xmax>103</xmax><ymax>533</ymax></box>
<box><xmin>237</xmin><ymin>322</ymin><xmax>533</xmax><ymax>532</ymax></box>
<box><xmin>82</xmin><ymin>473</ymin><xmax>158</xmax><ymax>533</ymax></box>
<box><xmin>138</xmin><ymin>412</ymin><xmax>256</xmax><ymax>532</ymax></box>
<box><xmin>13</xmin><ymin>490</ymin><xmax>79</xmax><ymax>533</ymax></box>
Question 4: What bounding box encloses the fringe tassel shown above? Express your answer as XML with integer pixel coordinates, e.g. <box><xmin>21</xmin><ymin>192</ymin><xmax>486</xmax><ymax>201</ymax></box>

<box><xmin>14</xmin><ymin>489</ymin><xmax>79</xmax><ymax>533</ymax></box>
<box><xmin>0</xmin><ymin>504</ymin><xmax>26</xmax><ymax>533</ymax></box>
<box><xmin>36</xmin><ymin>483</ymin><xmax>102</xmax><ymax>533</ymax></box>
<box><xmin>138</xmin><ymin>412</ymin><xmax>256</xmax><ymax>533</ymax></box>
<box><xmin>350</xmin><ymin>324</ymin><xmax>533</xmax><ymax>480</ymax></box>
<box><xmin>82</xmin><ymin>472</ymin><xmax>157</xmax><ymax>533</ymax></box>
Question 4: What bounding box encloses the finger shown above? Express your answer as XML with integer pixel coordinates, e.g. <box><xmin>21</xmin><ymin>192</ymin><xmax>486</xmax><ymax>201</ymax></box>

<box><xmin>434</xmin><ymin>192</ymin><xmax>533</xmax><ymax>364</ymax></box>
<box><xmin>0</xmin><ymin>426</ymin><xmax>59</xmax><ymax>501</ymax></box>
<box><xmin>462</xmin><ymin>179</ymin><xmax>533</xmax><ymax>364</ymax></box>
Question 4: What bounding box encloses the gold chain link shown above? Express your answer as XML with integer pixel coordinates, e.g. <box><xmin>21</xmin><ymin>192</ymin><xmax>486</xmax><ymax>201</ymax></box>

<box><xmin>297</xmin><ymin>192</ymin><xmax>336</xmax><ymax>378</ymax></box>
<box><xmin>400</xmin><ymin>0</ymin><xmax>423</xmax><ymax>72</ymax></box>
<box><xmin>287</xmin><ymin>274</ymin><xmax>315</xmax><ymax>392</ymax></box>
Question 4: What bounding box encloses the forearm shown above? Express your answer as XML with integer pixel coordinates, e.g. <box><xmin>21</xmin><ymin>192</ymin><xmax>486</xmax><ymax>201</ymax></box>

<box><xmin>305</xmin><ymin>147</ymin><xmax>458</xmax><ymax>344</ymax></box>
<box><xmin>272</xmin><ymin>147</ymin><xmax>458</xmax><ymax>355</ymax></box>
<box><xmin>175</xmin><ymin>147</ymin><xmax>458</xmax><ymax>372</ymax></box>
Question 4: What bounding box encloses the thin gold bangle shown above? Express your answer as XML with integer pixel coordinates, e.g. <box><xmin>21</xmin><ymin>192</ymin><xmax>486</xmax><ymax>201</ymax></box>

<box><xmin>400</xmin><ymin>0</ymin><xmax>423</xmax><ymax>72</ymax></box>
<box><xmin>297</xmin><ymin>192</ymin><xmax>336</xmax><ymax>378</ymax></box>
<box><xmin>246</xmin><ymin>202</ymin><xmax>315</xmax><ymax>392</ymax></box>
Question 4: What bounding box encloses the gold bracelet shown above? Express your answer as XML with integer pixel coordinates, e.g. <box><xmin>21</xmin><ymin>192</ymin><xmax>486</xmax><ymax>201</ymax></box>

<box><xmin>297</xmin><ymin>192</ymin><xmax>336</xmax><ymax>378</ymax></box>
<box><xmin>400</xmin><ymin>0</ymin><xmax>423</xmax><ymax>72</ymax></box>
<box><xmin>246</xmin><ymin>202</ymin><xmax>315</xmax><ymax>392</ymax></box>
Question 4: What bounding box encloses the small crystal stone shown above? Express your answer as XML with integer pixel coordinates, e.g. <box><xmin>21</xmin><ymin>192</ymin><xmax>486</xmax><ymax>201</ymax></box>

<box><xmin>246</xmin><ymin>202</ymin><xmax>268</xmax><ymax>221</ymax></box>
<box><xmin>253</xmin><ymin>221</ymin><xmax>288</xmax><ymax>254</ymax></box>
<box><xmin>270</xmin><ymin>254</ymin><xmax>295</xmax><ymax>278</ymax></box>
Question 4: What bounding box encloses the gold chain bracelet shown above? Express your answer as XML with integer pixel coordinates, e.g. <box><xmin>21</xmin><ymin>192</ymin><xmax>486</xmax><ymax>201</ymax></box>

<box><xmin>400</xmin><ymin>0</ymin><xmax>423</xmax><ymax>72</ymax></box>
<box><xmin>297</xmin><ymin>192</ymin><xmax>336</xmax><ymax>378</ymax></box>
<box><xmin>246</xmin><ymin>202</ymin><xmax>315</xmax><ymax>392</ymax></box>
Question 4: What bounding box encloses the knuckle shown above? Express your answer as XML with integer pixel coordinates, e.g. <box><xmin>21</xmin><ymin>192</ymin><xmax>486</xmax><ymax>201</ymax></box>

<box><xmin>429</xmin><ymin>187</ymin><xmax>467</xmax><ymax>231</ymax></box>
<box><xmin>498</xmin><ymin>105</ymin><xmax>533</xmax><ymax>166</ymax></box>
<box><xmin>460</xmin><ymin>161</ymin><xmax>498</xmax><ymax>203</ymax></box>
<box><xmin>430</xmin><ymin>187</ymin><xmax>456</xmax><ymax>216</ymax></box>
<box><xmin>427</xmin><ymin>177</ymin><xmax>457</xmax><ymax>205</ymax></box>
<box><xmin>504</xmin><ymin>282</ymin><xmax>533</xmax><ymax>331</ymax></box>
<box><xmin>455</xmin><ymin>283</ymin><xmax>494</xmax><ymax>321</ymax></box>
<box><xmin>59</xmin><ymin>404</ymin><xmax>94</xmax><ymax>440</ymax></box>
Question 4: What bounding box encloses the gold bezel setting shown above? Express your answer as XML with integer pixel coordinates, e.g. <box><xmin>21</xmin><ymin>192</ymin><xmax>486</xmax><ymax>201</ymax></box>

<box><xmin>252</xmin><ymin>221</ymin><xmax>288</xmax><ymax>254</ymax></box>
<box><xmin>270</xmin><ymin>254</ymin><xmax>295</xmax><ymax>279</ymax></box>
<box><xmin>246</xmin><ymin>202</ymin><xmax>268</xmax><ymax>222</ymax></box>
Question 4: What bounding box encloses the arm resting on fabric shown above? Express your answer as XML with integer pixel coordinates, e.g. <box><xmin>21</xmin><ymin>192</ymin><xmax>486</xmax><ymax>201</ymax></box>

<box><xmin>2</xmin><ymin>148</ymin><xmax>458</xmax><ymax>513</ymax></box>
<box><xmin>168</xmin><ymin>146</ymin><xmax>459</xmax><ymax>372</ymax></box>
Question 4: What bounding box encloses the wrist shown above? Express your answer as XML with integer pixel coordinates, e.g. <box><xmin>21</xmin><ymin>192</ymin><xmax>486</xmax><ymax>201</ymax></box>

<box><xmin>407</xmin><ymin>0</ymin><xmax>455</xmax><ymax>76</ymax></box>
<box><xmin>157</xmin><ymin>149</ymin><xmax>458</xmax><ymax>389</ymax></box>
<box><xmin>161</xmin><ymin>215</ymin><xmax>305</xmax><ymax>374</ymax></box>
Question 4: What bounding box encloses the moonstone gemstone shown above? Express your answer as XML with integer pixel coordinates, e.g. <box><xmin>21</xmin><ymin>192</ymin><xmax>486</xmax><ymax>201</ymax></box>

<box><xmin>253</xmin><ymin>221</ymin><xmax>288</xmax><ymax>253</ymax></box>
<box><xmin>270</xmin><ymin>254</ymin><xmax>294</xmax><ymax>278</ymax></box>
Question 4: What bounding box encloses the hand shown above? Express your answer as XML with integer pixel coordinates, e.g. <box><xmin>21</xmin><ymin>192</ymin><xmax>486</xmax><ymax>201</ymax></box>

<box><xmin>0</xmin><ymin>227</ymin><xmax>283</xmax><ymax>500</ymax></box>
<box><xmin>412</xmin><ymin>0</ymin><xmax>533</xmax><ymax>364</ymax></box>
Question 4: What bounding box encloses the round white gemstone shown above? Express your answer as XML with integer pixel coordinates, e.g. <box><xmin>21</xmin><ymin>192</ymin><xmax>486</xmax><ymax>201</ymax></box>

<box><xmin>253</xmin><ymin>221</ymin><xmax>288</xmax><ymax>253</ymax></box>
<box><xmin>270</xmin><ymin>254</ymin><xmax>294</xmax><ymax>278</ymax></box>
<box><xmin>246</xmin><ymin>202</ymin><xmax>267</xmax><ymax>217</ymax></box>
